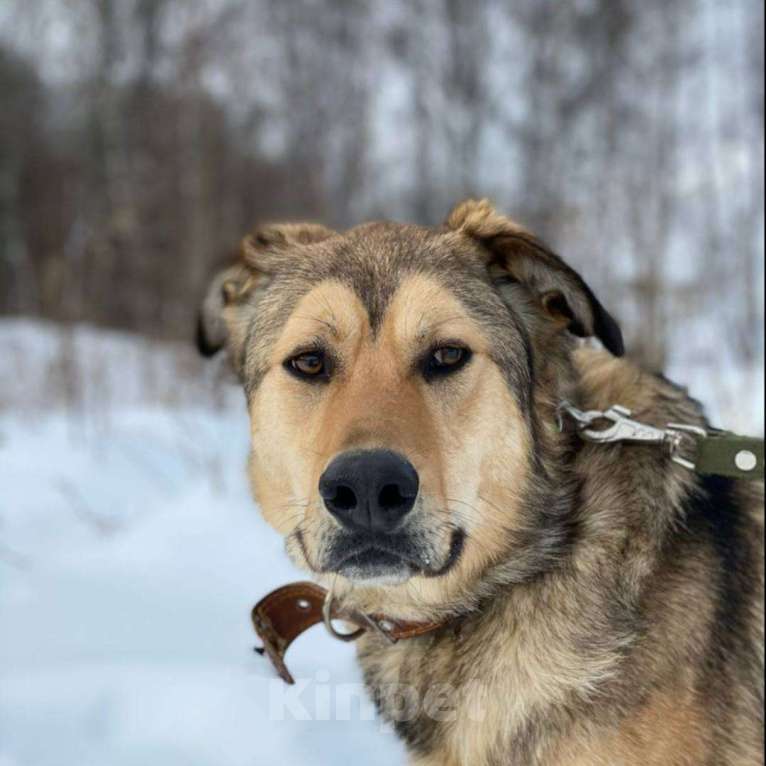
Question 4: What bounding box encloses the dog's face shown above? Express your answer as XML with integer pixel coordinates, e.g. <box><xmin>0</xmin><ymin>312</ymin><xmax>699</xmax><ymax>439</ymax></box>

<box><xmin>198</xmin><ymin>200</ymin><xmax>622</xmax><ymax>612</ymax></box>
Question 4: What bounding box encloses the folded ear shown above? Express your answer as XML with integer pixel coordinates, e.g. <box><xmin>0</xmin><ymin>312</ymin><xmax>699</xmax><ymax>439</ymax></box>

<box><xmin>196</xmin><ymin>221</ymin><xmax>336</xmax><ymax>367</ymax></box>
<box><xmin>195</xmin><ymin>260</ymin><xmax>256</xmax><ymax>361</ymax></box>
<box><xmin>446</xmin><ymin>199</ymin><xmax>624</xmax><ymax>357</ymax></box>
<box><xmin>240</xmin><ymin>222</ymin><xmax>337</xmax><ymax>273</ymax></box>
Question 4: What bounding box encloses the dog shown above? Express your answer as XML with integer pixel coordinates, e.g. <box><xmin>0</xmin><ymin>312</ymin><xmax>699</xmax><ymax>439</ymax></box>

<box><xmin>196</xmin><ymin>199</ymin><xmax>764</xmax><ymax>765</ymax></box>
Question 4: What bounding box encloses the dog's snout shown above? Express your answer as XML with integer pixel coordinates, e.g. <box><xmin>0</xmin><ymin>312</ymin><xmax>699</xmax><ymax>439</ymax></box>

<box><xmin>319</xmin><ymin>449</ymin><xmax>419</xmax><ymax>532</ymax></box>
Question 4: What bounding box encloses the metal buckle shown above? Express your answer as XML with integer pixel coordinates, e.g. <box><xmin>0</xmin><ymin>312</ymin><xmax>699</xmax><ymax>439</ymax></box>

<box><xmin>665</xmin><ymin>423</ymin><xmax>708</xmax><ymax>471</ymax></box>
<box><xmin>559</xmin><ymin>402</ymin><xmax>707</xmax><ymax>471</ymax></box>
<box><xmin>321</xmin><ymin>581</ymin><xmax>397</xmax><ymax>645</ymax></box>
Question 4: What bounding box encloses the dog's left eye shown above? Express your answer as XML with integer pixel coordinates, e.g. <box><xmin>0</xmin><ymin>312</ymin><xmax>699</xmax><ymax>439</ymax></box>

<box><xmin>285</xmin><ymin>350</ymin><xmax>329</xmax><ymax>380</ymax></box>
<box><xmin>433</xmin><ymin>347</ymin><xmax>464</xmax><ymax>366</ymax></box>
<box><xmin>423</xmin><ymin>345</ymin><xmax>471</xmax><ymax>380</ymax></box>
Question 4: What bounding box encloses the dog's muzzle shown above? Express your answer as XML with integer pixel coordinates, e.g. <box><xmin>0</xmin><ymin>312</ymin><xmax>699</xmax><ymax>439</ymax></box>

<box><xmin>317</xmin><ymin>449</ymin><xmax>426</xmax><ymax>580</ymax></box>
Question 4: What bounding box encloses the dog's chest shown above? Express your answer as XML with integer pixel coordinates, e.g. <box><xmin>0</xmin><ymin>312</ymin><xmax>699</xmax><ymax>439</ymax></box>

<box><xmin>356</xmin><ymin>622</ymin><xmax>534</xmax><ymax>763</ymax></box>
<box><xmin>356</xmin><ymin>605</ymin><xmax>630</xmax><ymax>765</ymax></box>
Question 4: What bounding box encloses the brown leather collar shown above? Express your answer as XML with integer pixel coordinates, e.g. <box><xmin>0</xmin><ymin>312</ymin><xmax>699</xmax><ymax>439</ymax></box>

<box><xmin>252</xmin><ymin>581</ymin><xmax>445</xmax><ymax>684</ymax></box>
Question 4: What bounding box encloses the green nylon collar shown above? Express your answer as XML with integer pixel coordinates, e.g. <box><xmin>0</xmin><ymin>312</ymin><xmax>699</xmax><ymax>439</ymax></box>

<box><xmin>695</xmin><ymin>433</ymin><xmax>764</xmax><ymax>481</ymax></box>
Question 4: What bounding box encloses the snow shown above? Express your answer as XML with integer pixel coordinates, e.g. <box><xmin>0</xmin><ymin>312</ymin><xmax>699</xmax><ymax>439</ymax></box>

<box><xmin>0</xmin><ymin>321</ymin><xmax>406</xmax><ymax>766</ymax></box>
<box><xmin>0</xmin><ymin>319</ymin><xmax>761</xmax><ymax>765</ymax></box>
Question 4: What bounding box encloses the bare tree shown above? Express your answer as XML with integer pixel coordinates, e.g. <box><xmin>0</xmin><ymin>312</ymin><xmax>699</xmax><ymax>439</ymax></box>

<box><xmin>0</xmin><ymin>0</ymin><xmax>761</xmax><ymax>380</ymax></box>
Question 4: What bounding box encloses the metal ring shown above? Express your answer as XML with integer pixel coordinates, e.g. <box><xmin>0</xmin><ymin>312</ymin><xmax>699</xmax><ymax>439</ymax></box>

<box><xmin>322</xmin><ymin>585</ymin><xmax>366</xmax><ymax>643</ymax></box>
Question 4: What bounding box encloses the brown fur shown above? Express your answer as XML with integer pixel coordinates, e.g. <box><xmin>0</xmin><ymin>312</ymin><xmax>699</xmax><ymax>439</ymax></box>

<box><xmin>198</xmin><ymin>200</ymin><xmax>764</xmax><ymax>765</ymax></box>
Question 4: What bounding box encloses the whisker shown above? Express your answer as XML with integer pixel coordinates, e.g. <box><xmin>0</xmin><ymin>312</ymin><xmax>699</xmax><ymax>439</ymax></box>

<box><xmin>294</xmin><ymin>314</ymin><xmax>338</xmax><ymax>337</ymax></box>
<box><xmin>416</xmin><ymin>313</ymin><xmax>465</xmax><ymax>342</ymax></box>
<box><xmin>477</xmin><ymin>493</ymin><xmax>509</xmax><ymax>518</ymax></box>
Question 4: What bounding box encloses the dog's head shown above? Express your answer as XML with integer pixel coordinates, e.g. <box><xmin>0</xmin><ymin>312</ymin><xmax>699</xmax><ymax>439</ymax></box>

<box><xmin>198</xmin><ymin>200</ymin><xmax>623</xmax><ymax>616</ymax></box>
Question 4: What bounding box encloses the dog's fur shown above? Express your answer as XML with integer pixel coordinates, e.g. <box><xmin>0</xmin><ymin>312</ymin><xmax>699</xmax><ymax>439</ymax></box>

<box><xmin>198</xmin><ymin>200</ymin><xmax>764</xmax><ymax>765</ymax></box>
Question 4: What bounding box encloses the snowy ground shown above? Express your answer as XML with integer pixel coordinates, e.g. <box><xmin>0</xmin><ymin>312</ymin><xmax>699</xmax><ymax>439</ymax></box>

<box><xmin>0</xmin><ymin>321</ymin><xmax>406</xmax><ymax>766</ymax></box>
<box><xmin>0</xmin><ymin>319</ymin><xmax>762</xmax><ymax>766</ymax></box>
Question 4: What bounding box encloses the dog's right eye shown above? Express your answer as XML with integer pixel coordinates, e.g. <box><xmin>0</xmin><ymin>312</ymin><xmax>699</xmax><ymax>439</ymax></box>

<box><xmin>285</xmin><ymin>350</ymin><xmax>329</xmax><ymax>381</ymax></box>
<box><xmin>421</xmin><ymin>344</ymin><xmax>472</xmax><ymax>382</ymax></box>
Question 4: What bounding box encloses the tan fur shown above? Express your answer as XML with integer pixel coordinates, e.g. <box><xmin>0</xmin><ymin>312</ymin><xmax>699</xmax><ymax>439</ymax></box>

<box><xmin>198</xmin><ymin>201</ymin><xmax>764</xmax><ymax>765</ymax></box>
<box><xmin>549</xmin><ymin>688</ymin><xmax>709</xmax><ymax>765</ymax></box>
<box><xmin>250</xmin><ymin>274</ymin><xmax>530</xmax><ymax>621</ymax></box>
<box><xmin>356</xmin><ymin>349</ymin><xmax>762</xmax><ymax>766</ymax></box>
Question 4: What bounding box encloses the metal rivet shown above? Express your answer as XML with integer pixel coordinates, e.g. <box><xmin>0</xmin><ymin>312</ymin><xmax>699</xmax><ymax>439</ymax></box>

<box><xmin>379</xmin><ymin>619</ymin><xmax>395</xmax><ymax>633</ymax></box>
<box><xmin>735</xmin><ymin>450</ymin><xmax>758</xmax><ymax>472</ymax></box>
<box><xmin>296</xmin><ymin>599</ymin><xmax>312</xmax><ymax>611</ymax></box>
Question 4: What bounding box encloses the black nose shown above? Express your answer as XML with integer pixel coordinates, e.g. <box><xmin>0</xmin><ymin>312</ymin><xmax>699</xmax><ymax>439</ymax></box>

<box><xmin>319</xmin><ymin>449</ymin><xmax>419</xmax><ymax>532</ymax></box>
